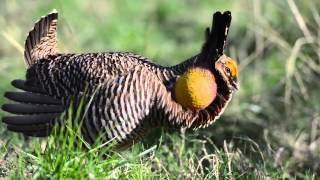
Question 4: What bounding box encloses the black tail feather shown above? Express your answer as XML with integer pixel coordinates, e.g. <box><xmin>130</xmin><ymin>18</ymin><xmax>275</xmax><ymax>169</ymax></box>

<box><xmin>2</xmin><ymin>104</ymin><xmax>64</xmax><ymax>114</ymax></box>
<box><xmin>5</xmin><ymin>92</ymin><xmax>61</xmax><ymax>105</ymax></box>
<box><xmin>2</xmin><ymin>79</ymin><xmax>65</xmax><ymax>137</ymax></box>
<box><xmin>3</xmin><ymin>114</ymin><xmax>58</xmax><ymax>125</ymax></box>
<box><xmin>11</xmin><ymin>80</ymin><xmax>46</xmax><ymax>94</ymax></box>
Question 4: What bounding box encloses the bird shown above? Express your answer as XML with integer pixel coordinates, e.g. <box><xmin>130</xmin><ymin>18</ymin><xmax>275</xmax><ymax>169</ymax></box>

<box><xmin>1</xmin><ymin>10</ymin><xmax>239</xmax><ymax>149</ymax></box>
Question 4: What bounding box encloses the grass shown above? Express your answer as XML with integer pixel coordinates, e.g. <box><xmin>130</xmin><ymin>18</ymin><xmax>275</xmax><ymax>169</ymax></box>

<box><xmin>0</xmin><ymin>0</ymin><xmax>320</xmax><ymax>179</ymax></box>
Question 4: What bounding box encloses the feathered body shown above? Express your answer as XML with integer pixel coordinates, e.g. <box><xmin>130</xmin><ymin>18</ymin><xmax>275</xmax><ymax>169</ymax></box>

<box><xmin>2</xmin><ymin>10</ymin><xmax>238</xmax><ymax>149</ymax></box>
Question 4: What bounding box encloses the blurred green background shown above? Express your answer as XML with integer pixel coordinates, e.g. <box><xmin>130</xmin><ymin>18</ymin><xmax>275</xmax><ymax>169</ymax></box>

<box><xmin>0</xmin><ymin>0</ymin><xmax>320</xmax><ymax>178</ymax></box>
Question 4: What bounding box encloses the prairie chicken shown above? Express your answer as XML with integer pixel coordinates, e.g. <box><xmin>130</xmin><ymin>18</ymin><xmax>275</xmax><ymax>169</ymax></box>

<box><xmin>2</xmin><ymin>10</ymin><xmax>239</xmax><ymax>149</ymax></box>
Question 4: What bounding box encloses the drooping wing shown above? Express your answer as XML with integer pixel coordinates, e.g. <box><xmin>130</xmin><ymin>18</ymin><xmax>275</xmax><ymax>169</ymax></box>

<box><xmin>0</xmin><ymin>67</ymin><xmax>164</xmax><ymax>148</ymax></box>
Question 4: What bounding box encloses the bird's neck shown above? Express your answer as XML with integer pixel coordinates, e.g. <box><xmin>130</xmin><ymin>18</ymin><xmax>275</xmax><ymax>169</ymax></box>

<box><xmin>174</xmin><ymin>67</ymin><xmax>217</xmax><ymax>110</ymax></box>
<box><xmin>152</xmin><ymin>54</ymin><xmax>200</xmax><ymax>88</ymax></box>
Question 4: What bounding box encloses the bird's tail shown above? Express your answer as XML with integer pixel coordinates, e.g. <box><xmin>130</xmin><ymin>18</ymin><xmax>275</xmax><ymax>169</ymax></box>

<box><xmin>1</xmin><ymin>80</ymin><xmax>64</xmax><ymax>137</ymax></box>
<box><xmin>24</xmin><ymin>9</ymin><xmax>58</xmax><ymax>68</ymax></box>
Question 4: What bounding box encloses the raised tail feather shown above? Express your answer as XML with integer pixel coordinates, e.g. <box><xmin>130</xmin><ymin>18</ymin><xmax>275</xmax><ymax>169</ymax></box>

<box><xmin>24</xmin><ymin>9</ymin><xmax>58</xmax><ymax>68</ymax></box>
<box><xmin>1</xmin><ymin>80</ymin><xmax>64</xmax><ymax>137</ymax></box>
<box><xmin>200</xmin><ymin>11</ymin><xmax>232</xmax><ymax>62</ymax></box>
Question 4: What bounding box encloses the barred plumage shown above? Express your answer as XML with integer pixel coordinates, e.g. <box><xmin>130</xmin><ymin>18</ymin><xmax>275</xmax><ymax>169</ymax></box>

<box><xmin>24</xmin><ymin>9</ymin><xmax>58</xmax><ymax>67</ymax></box>
<box><xmin>2</xmin><ymin>10</ymin><xmax>237</xmax><ymax>149</ymax></box>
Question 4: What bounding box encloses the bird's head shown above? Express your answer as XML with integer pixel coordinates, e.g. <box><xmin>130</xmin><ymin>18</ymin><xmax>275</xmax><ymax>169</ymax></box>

<box><xmin>215</xmin><ymin>55</ymin><xmax>239</xmax><ymax>91</ymax></box>
<box><xmin>174</xmin><ymin>11</ymin><xmax>239</xmax><ymax>112</ymax></box>
<box><xmin>194</xmin><ymin>11</ymin><xmax>238</xmax><ymax>91</ymax></box>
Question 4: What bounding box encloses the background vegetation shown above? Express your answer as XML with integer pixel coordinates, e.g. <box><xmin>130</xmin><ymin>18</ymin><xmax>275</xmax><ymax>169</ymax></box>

<box><xmin>0</xmin><ymin>0</ymin><xmax>319</xmax><ymax>179</ymax></box>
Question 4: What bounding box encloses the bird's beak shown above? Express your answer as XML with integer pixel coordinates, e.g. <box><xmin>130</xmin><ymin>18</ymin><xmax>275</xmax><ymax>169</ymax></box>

<box><xmin>231</xmin><ymin>80</ymin><xmax>239</xmax><ymax>91</ymax></box>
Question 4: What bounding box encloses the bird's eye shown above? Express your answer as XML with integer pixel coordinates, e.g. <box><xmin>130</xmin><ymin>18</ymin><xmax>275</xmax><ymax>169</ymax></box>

<box><xmin>225</xmin><ymin>67</ymin><xmax>231</xmax><ymax>75</ymax></box>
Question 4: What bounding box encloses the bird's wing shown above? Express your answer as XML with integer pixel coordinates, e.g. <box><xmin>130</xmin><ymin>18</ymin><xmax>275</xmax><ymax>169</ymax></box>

<box><xmin>0</xmin><ymin>67</ymin><xmax>164</xmax><ymax>148</ymax></box>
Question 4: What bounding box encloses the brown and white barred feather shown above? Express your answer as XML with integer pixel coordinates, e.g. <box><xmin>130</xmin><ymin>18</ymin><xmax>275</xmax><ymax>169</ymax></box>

<box><xmin>2</xmin><ymin>10</ymin><xmax>233</xmax><ymax>149</ymax></box>
<box><xmin>24</xmin><ymin>9</ymin><xmax>58</xmax><ymax>68</ymax></box>
<box><xmin>3</xmin><ymin>53</ymin><xmax>232</xmax><ymax>147</ymax></box>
